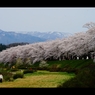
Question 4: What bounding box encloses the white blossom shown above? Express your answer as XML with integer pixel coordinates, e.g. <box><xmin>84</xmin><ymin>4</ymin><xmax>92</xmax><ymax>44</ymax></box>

<box><xmin>0</xmin><ymin>22</ymin><xmax>95</xmax><ymax>65</ymax></box>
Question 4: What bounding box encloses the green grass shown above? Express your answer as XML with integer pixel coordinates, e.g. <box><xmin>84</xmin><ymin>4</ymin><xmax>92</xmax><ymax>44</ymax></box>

<box><xmin>32</xmin><ymin>59</ymin><xmax>94</xmax><ymax>69</ymax></box>
<box><xmin>0</xmin><ymin>70</ymin><xmax>75</xmax><ymax>88</ymax></box>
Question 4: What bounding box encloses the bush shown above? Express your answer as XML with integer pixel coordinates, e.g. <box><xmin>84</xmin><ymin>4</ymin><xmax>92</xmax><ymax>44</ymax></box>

<box><xmin>32</xmin><ymin>67</ymin><xmax>37</xmax><ymax>72</ymax></box>
<box><xmin>13</xmin><ymin>72</ymin><xmax>24</xmax><ymax>79</ymax></box>
<box><xmin>57</xmin><ymin>64</ymin><xmax>95</xmax><ymax>88</ymax></box>
<box><xmin>39</xmin><ymin>60</ymin><xmax>49</xmax><ymax>68</ymax></box>
<box><xmin>66</xmin><ymin>68</ymin><xmax>79</xmax><ymax>74</ymax></box>
<box><xmin>3</xmin><ymin>72</ymin><xmax>13</xmax><ymax>81</ymax></box>
<box><xmin>0</xmin><ymin>69</ymin><xmax>13</xmax><ymax>81</ymax></box>
<box><xmin>49</xmin><ymin>64</ymin><xmax>59</xmax><ymax>72</ymax></box>
<box><xmin>23</xmin><ymin>68</ymin><xmax>33</xmax><ymax>74</ymax></box>
<box><xmin>10</xmin><ymin>68</ymin><xmax>19</xmax><ymax>72</ymax></box>
<box><xmin>38</xmin><ymin>61</ymin><xmax>49</xmax><ymax>70</ymax></box>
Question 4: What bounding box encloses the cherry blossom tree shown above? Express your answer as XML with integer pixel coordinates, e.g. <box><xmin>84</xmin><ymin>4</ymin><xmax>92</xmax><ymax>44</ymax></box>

<box><xmin>83</xmin><ymin>22</ymin><xmax>95</xmax><ymax>29</ymax></box>
<box><xmin>0</xmin><ymin>22</ymin><xmax>95</xmax><ymax>65</ymax></box>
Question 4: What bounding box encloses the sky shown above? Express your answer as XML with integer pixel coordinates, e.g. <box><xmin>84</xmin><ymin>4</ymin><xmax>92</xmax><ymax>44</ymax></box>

<box><xmin>0</xmin><ymin>7</ymin><xmax>95</xmax><ymax>34</ymax></box>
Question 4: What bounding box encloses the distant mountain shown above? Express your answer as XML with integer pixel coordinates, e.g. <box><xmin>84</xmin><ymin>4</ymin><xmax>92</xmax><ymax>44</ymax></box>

<box><xmin>25</xmin><ymin>31</ymin><xmax>72</xmax><ymax>40</ymax></box>
<box><xmin>0</xmin><ymin>29</ymin><xmax>46</xmax><ymax>45</ymax></box>
<box><xmin>0</xmin><ymin>29</ymin><xmax>72</xmax><ymax>45</ymax></box>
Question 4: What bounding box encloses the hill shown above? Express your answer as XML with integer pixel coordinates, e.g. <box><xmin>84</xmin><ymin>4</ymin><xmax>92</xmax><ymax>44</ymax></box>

<box><xmin>0</xmin><ymin>29</ymin><xmax>46</xmax><ymax>45</ymax></box>
<box><xmin>0</xmin><ymin>29</ymin><xmax>72</xmax><ymax>45</ymax></box>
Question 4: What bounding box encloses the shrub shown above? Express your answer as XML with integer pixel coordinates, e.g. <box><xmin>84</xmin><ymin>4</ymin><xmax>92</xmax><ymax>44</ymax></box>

<box><xmin>0</xmin><ymin>69</ymin><xmax>13</xmax><ymax>81</ymax></box>
<box><xmin>17</xmin><ymin>65</ymin><xmax>28</xmax><ymax>69</ymax></box>
<box><xmin>3</xmin><ymin>72</ymin><xmax>13</xmax><ymax>81</ymax></box>
<box><xmin>39</xmin><ymin>60</ymin><xmax>49</xmax><ymax>68</ymax></box>
<box><xmin>4</xmin><ymin>75</ymin><xmax>14</xmax><ymax>81</ymax></box>
<box><xmin>57</xmin><ymin>64</ymin><xmax>95</xmax><ymax>88</ymax></box>
<box><xmin>49</xmin><ymin>64</ymin><xmax>59</xmax><ymax>72</ymax></box>
<box><xmin>66</xmin><ymin>68</ymin><xmax>79</xmax><ymax>74</ymax></box>
<box><xmin>38</xmin><ymin>60</ymin><xmax>49</xmax><ymax>70</ymax></box>
<box><xmin>23</xmin><ymin>68</ymin><xmax>33</xmax><ymax>74</ymax></box>
<box><xmin>10</xmin><ymin>68</ymin><xmax>19</xmax><ymax>72</ymax></box>
<box><xmin>13</xmin><ymin>72</ymin><xmax>24</xmax><ymax>79</ymax></box>
<box><xmin>31</xmin><ymin>67</ymin><xmax>37</xmax><ymax>72</ymax></box>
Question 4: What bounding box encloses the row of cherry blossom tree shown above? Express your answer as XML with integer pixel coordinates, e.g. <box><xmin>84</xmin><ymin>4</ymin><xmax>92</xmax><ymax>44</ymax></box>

<box><xmin>0</xmin><ymin>22</ymin><xmax>95</xmax><ymax>66</ymax></box>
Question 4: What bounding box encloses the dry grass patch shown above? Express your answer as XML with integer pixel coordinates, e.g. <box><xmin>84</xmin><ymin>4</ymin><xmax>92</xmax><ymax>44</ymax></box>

<box><xmin>0</xmin><ymin>70</ymin><xmax>75</xmax><ymax>88</ymax></box>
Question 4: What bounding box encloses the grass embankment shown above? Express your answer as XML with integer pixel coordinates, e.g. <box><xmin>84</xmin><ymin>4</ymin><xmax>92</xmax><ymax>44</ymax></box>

<box><xmin>0</xmin><ymin>70</ymin><xmax>75</xmax><ymax>88</ymax></box>
<box><xmin>32</xmin><ymin>59</ymin><xmax>94</xmax><ymax>71</ymax></box>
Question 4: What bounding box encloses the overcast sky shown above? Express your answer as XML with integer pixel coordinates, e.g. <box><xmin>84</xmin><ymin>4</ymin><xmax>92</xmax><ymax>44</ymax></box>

<box><xmin>0</xmin><ymin>7</ymin><xmax>95</xmax><ymax>34</ymax></box>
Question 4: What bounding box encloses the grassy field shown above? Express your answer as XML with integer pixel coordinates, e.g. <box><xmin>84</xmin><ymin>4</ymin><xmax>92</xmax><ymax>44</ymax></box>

<box><xmin>0</xmin><ymin>70</ymin><xmax>75</xmax><ymax>88</ymax></box>
<box><xmin>0</xmin><ymin>59</ymin><xmax>94</xmax><ymax>88</ymax></box>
